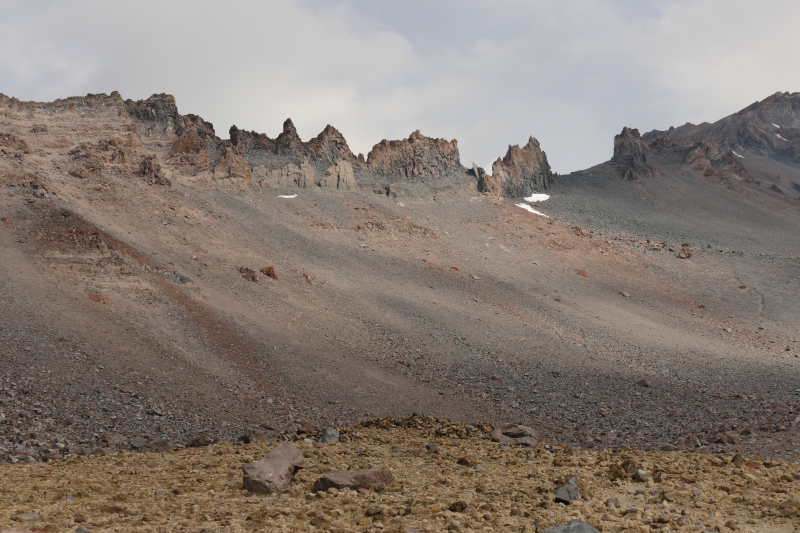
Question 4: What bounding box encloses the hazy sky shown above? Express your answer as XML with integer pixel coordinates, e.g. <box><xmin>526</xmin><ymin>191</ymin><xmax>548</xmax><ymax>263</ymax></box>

<box><xmin>1</xmin><ymin>0</ymin><xmax>798</xmax><ymax>172</ymax></box>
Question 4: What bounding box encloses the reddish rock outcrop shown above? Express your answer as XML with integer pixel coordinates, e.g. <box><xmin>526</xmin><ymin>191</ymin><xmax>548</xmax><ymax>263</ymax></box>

<box><xmin>612</xmin><ymin>127</ymin><xmax>654</xmax><ymax>181</ymax></box>
<box><xmin>366</xmin><ymin>130</ymin><xmax>464</xmax><ymax>182</ymax></box>
<box><xmin>213</xmin><ymin>145</ymin><xmax>252</xmax><ymax>185</ymax></box>
<box><xmin>168</xmin><ymin>127</ymin><xmax>209</xmax><ymax>176</ymax></box>
<box><xmin>489</xmin><ymin>137</ymin><xmax>553</xmax><ymax>197</ymax></box>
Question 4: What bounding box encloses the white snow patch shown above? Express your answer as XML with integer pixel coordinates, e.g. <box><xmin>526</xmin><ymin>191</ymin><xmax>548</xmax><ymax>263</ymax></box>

<box><xmin>515</xmin><ymin>203</ymin><xmax>549</xmax><ymax>217</ymax></box>
<box><xmin>776</xmin><ymin>134</ymin><xmax>789</xmax><ymax>142</ymax></box>
<box><xmin>277</xmin><ymin>194</ymin><xmax>297</xmax><ymax>198</ymax></box>
<box><xmin>772</xmin><ymin>123</ymin><xmax>781</xmax><ymax>128</ymax></box>
<box><xmin>732</xmin><ymin>151</ymin><xmax>745</xmax><ymax>159</ymax></box>
<box><xmin>523</xmin><ymin>193</ymin><xmax>550</xmax><ymax>202</ymax></box>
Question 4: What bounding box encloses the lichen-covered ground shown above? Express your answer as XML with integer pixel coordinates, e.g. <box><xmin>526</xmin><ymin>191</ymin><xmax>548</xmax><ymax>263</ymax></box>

<box><xmin>1</xmin><ymin>418</ymin><xmax>798</xmax><ymax>533</ymax></box>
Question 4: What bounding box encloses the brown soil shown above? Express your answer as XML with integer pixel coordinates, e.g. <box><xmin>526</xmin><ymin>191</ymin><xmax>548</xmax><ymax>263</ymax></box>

<box><xmin>0</xmin><ymin>419</ymin><xmax>798</xmax><ymax>533</ymax></box>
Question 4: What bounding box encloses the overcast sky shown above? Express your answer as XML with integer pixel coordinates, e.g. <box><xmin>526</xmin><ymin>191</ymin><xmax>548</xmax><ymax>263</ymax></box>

<box><xmin>1</xmin><ymin>0</ymin><xmax>798</xmax><ymax>172</ymax></box>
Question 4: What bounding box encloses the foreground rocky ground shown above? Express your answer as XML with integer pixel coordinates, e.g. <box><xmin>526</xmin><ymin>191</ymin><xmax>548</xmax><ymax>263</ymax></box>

<box><xmin>0</xmin><ymin>417</ymin><xmax>798</xmax><ymax>533</ymax></box>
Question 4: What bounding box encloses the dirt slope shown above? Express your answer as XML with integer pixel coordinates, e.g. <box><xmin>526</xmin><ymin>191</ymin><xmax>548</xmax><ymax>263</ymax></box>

<box><xmin>1</xmin><ymin>92</ymin><xmax>800</xmax><ymax>472</ymax></box>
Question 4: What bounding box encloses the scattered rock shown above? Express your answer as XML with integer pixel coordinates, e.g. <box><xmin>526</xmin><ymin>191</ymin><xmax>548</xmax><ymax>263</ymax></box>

<box><xmin>242</xmin><ymin>444</ymin><xmax>304</xmax><ymax>493</ymax></box>
<box><xmin>318</xmin><ymin>427</ymin><xmax>339</xmax><ymax>443</ymax></box>
<box><xmin>312</xmin><ymin>468</ymin><xmax>394</xmax><ymax>492</ymax></box>
<box><xmin>102</xmin><ymin>433</ymin><xmax>126</xmax><ymax>446</ymax></box>
<box><xmin>448</xmin><ymin>500</ymin><xmax>468</xmax><ymax>512</ymax></box>
<box><xmin>542</xmin><ymin>519</ymin><xmax>600</xmax><ymax>533</ymax></box>
<box><xmin>605</xmin><ymin>497</ymin><xmax>621</xmax><ymax>508</ymax></box>
<box><xmin>490</xmin><ymin>423</ymin><xmax>538</xmax><ymax>447</ymax></box>
<box><xmin>635</xmin><ymin>379</ymin><xmax>652</xmax><ymax>388</ymax></box>
<box><xmin>238</xmin><ymin>266</ymin><xmax>258</xmax><ymax>282</ymax></box>
<box><xmin>11</xmin><ymin>513</ymin><xmax>38</xmax><ymax>522</ymax></box>
<box><xmin>260</xmin><ymin>266</ymin><xmax>278</xmax><ymax>280</ymax></box>
<box><xmin>297</xmin><ymin>421</ymin><xmax>314</xmax><ymax>434</ymax></box>
<box><xmin>634</xmin><ymin>468</ymin><xmax>652</xmax><ymax>482</ymax></box>
<box><xmin>554</xmin><ymin>475</ymin><xmax>581</xmax><ymax>504</ymax></box>
<box><xmin>187</xmin><ymin>433</ymin><xmax>214</xmax><ymax>448</ymax></box>
<box><xmin>87</xmin><ymin>292</ymin><xmax>111</xmax><ymax>305</ymax></box>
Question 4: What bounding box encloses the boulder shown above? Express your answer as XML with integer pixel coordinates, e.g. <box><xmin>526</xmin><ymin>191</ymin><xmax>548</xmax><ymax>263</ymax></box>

<box><xmin>242</xmin><ymin>444</ymin><xmax>304</xmax><ymax>493</ymax></box>
<box><xmin>318</xmin><ymin>427</ymin><xmax>340</xmax><ymax>443</ymax></box>
<box><xmin>490</xmin><ymin>423</ymin><xmax>538</xmax><ymax>447</ymax></box>
<box><xmin>554</xmin><ymin>475</ymin><xmax>581</xmax><ymax>504</ymax></box>
<box><xmin>312</xmin><ymin>468</ymin><xmax>394</xmax><ymax>492</ymax></box>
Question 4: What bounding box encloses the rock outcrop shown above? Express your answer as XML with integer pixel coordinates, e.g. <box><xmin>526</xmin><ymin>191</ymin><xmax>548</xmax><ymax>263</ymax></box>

<box><xmin>612</xmin><ymin>127</ymin><xmax>655</xmax><ymax>181</ymax></box>
<box><xmin>366</xmin><ymin>130</ymin><xmax>464</xmax><ymax>182</ymax></box>
<box><xmin>124</xmin><ymin>94</ymin><xmax>182</xmax><ymax>137</ymax></box>
<box><xmin>489</xmin><ymin>137</ymin><xmax>553</xmax><ymax>197</ymax></box>
<box><xmin>473</xmin><ymin>163</ymin><xmax>502</xmax><ymax>198</ymax></box>
<box><xmin>321</xmin><ymin>160</ymin><xmax>356</xmax><ymax>190</ymax></box>
<box><xmin>684</xmin><ymin>140</ymin><xmax>753</xmax><ymax>182</ymax></box>
<box><xmin>258</xmin><ymin>159</ymin><xmax>316</xmax><ymax>189</ymax></box>
<box><xmin>490</xmin><ymin>423</ymin><xmax>538</xmax><ymax>447</ymax></box>
<box><xmin>212</xmin><ymin>145</ymin><xmax>252</xmax><ymax>185</ymax></box>
<box><xmin>168</xmin><ymin>126</ymin><xmax>209</xmax><ymax>176</ymax></box>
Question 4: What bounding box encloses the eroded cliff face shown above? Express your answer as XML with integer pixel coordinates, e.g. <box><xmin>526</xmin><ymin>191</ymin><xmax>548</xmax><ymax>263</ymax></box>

<box><xmin>365</xmin><ymin>130</ymin><xmax>465</xmax><ymax>183</ymax></box>
<box><xmin>684</xmin><ymin>140</ymin><xmax>753</xmax><ymax>183</ymax></box>
<box><xmin>488</xmin><ymin>137</ymin><xmax>553</xmax><ymax>197</ymax></box>
<box><xmin>612</xmin><ymin>127</ymin><xmax>655</xmax><ymax>181</ymax></box>
<box><xmin>1</xmin><ymin>91</ymin><xmax>557</xmax><ymax>198</ymax></box>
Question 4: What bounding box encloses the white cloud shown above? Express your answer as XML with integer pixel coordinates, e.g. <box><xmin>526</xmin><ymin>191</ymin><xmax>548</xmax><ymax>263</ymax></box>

<box><xmin>1</xmin><ymin>0</ymin><xmax>797</xmax><ymax>174</ymax></box>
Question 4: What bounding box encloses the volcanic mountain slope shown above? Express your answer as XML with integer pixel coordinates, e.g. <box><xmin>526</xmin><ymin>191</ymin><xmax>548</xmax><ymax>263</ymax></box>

<box><xmin>0</xmin><ymin>91</ymin><xmax>799</xmax><ymax>469</ymax></box>
<box><xmin>642</xmin><ymin>91</ymin><xmax>800</xmax><ymax>195</ymax></box>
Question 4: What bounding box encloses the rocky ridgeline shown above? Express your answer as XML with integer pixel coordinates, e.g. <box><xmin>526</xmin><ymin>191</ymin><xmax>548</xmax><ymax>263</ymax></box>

<box><xmin>1</xmin><ymin>417</ymin><xmax>798</xmax><ymax>533</ymax></box>
<box><xmin>1</xmin><ymin>91</ymin><xmax>556</xmax><ymax>199</ymax></box>
<box><xmin>643</xmin><ymin>91</ymin><xmax>800</xmax><ymax>165</ymax></box>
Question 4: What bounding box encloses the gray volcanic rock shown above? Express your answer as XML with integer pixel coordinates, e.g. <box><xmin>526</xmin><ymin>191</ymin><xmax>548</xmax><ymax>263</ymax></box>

<box><xmin>307</xmin><ymin>124</ymin><xmax>359</xmax><ymax>167</ymax></box>
<box><xmin>124</xmin><ymin>93</ymin><xmax>182</xmax><ymax>137</ymax></box>
<box><xmin>542</xmin><ymin>520</ymin><xmax>600</xmax><ymax>533</ymax></box>
<box><xmin>366</xmin><ymin>130</ymin><xmax>465</xmax><ymax>182</ymax></box>
<box><xmin>612</xmin><ymin>127</ymin><xmax>654</xmax><ymax>181</ymax></box>
<box><xmin>490</xmin><ymin>137</ymin><xmax>553</xmax><ymax>197</ymax></box>
<box><xmin>242</xmin><ymin>444</ymin><xmax>304</xmax><ymax>493</ymax></box>
<box><xmin>554</xmin><ymin>475</ymin><xmax>581</xmax><ymax>504</ymax></box>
